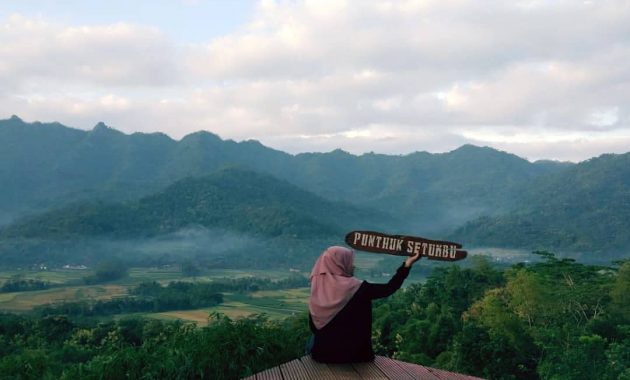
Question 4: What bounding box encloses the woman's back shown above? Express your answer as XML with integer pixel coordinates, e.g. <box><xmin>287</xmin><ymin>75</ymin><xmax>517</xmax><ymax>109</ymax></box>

<box><xmin>308</xmin><ymin>246</ymin><xmax>412</xmax><ymax>363</ymax></box>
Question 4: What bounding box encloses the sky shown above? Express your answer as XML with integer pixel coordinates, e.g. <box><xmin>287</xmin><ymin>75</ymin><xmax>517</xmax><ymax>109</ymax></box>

<box><xmin>1</xmin><ymin>0</ymin><xmax>629</xmax><ymax>162</ymax></box>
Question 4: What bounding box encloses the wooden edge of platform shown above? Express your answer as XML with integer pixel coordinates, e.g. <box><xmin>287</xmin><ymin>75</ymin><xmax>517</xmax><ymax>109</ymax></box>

<box><xmin>242</xmin><ymin>355</ymin><xmax>487</xmax><ymax>379</ymax></box>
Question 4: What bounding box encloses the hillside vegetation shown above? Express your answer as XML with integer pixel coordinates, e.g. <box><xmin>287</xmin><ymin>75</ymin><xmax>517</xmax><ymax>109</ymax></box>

<box><xmin>1</xmin><ymin>168</ymin><xmax>394</xmax><ymax>268</ymax></box>
<box><xmin>2</xmin><ymin>115</ymin><xmax>630</xmax><ymax>259</ymax></box>
<box><xmin>0</xmin><ymin>116</ymin><xmax>565</xmax><ymax>233</ymax></box>
<box><xmin>453</xmin><ymin>153</ymin><xmax>630</xmax><ymax>254</ymax></box>
<box><xmin>1</xmin><ymin>168</ymin><xmax>383</xmax><ymax>239</ymax></box>
<box><xmin>0</xmin><ymin>255</ymin><xmax>627</xmax><ymax>380</ymax></box>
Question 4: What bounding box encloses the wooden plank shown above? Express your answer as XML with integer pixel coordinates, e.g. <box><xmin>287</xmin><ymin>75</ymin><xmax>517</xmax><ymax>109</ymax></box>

<box><xmin>328</xmin><ymin>363</ymin><xmax>359</xmax><ymax>379</ymax></box>
<box><xmin>241</xmin><ymin>375</ymin><xmax>257</xmax><ymax>380</ymax></box>
<box><xmin>256</xmin><ymin>365</ymin><xmax>283</xmax><ymax>380</ymax></box>
<box><xmin>240</xmin><ymin>355</ymin><xmax>486</xmax><ymax>380</ymax></box>
<box><xmin>352</xmin><ymin>361</ymin><xmax>389</xmax><ymax>379</ymax></box>
<box><xmin>299</xmin><ymin>355</ymin><xmax>337</xmax><ymax>379</ymax></box>
<box><xmin>394</xmin><ymin>360</ymin><xmax>441</xmax><ymax>380</ymax></box>
<box><xmin>373</xmin><ymin>356</ymin><xmax>416</xmax><ymax>380</ymax></box>
<box><xmin>425</xmin><ymin>367</ymin><xmax>486</xmax><ymax>380</ymax></box>
<box><xmin>279</xmin><ymin>358</ymin><xmax>316</xmax><ymax>380</ymax></box>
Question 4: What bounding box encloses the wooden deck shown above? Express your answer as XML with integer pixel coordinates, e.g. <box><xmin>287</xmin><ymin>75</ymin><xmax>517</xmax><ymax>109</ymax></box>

<box><xmin>242</xmin><ymin>355</ymin><xmax>485</xmax><ymax>380</ymax></box>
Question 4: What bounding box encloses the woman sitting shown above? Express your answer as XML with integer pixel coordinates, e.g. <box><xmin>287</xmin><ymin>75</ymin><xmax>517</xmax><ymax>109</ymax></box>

<box><xmin>308</xmin><ymin>245</ymin><xmax>421</xmax><ymax>363</ymax></box>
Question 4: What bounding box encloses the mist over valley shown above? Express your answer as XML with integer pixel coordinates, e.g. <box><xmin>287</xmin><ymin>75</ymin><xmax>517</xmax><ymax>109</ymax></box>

<box><xmin>0</xmin><ymin>116</ymin><xmax>628</xmax><ymax>272</ymax></box>
<box><xmin>2</xmin><ymin>116</ymin><xmax>630</xmax><ymax>268</ymax></box>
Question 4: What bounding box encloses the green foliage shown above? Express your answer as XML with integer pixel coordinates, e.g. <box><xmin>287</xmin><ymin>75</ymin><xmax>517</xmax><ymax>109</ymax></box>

<box><xmin>372</xmin><ymin>253</ymin><xmax>629</xmax><ymax>379</ymax></box>
<box><xmin>453</xmin><ymin>152</ymin><xmax>630</xmax><ymax>254</ymax></box>
<box><xmin>0</xmin><ymin>313</ymin><xmax>308</xmax><ymax>380</ymax></box>
<box><xmin>610</xmin><ymin>262</ymin><xmax>630</xmax><ymax>321</ymax></box>
<box><xmin>3</xmin><ymin>116</ymin><xmax>630</xmax><ymax>271</ymax></box>
<box><xmin>0</xmin><ymin>168</ymin><xmax>372</xmax><ymax>269</ymax></box>
<box><xmin>83</xmin><ymin>258</ymin><xmax>128</xmax><ymax>284</ymax></box>
<box><xmin>1</xmin><ymin>274</ymin><xmax>50</xmax><ymax>292</ymax></box>
<box><xmin>35</xmin><ymin>275</ymin><xmax>308</xmax><ymax>318</ymax></box>
<box><xmin>0</xmin><ymin>169</ymin><xmax>347</xmax><ymax>240</ymax></box>
<box><xmin>1</xmin><ymin>254</ymin><xmax>629</xmax><ymax>379</ymax></box>
<box><xmin>1</xmin><ymin>116</ymin><xmax>578</xmax><ymax>252</ymax></box>
<box><xmin>372</xmin><ymin>260</ymin><xmax>505</xmax><ymax>364</ymax></box>
<box><xmin>181</xmin><ymin>260</ymin><xmax>202</xmax><ymax>278</ymax></box>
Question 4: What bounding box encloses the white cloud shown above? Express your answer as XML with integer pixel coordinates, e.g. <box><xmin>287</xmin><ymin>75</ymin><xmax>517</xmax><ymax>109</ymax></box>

<box><xmin>0</xmin><ymin>14</ymin><xmax>179</xmax><ymax>90</ymax></box>
<box><xmin>1</xmin><ymin>1</ymin><xmax>630</xmax><ymax>162</ymax></box>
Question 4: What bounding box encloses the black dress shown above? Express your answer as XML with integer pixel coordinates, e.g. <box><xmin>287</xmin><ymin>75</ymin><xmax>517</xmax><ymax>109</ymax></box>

<box><xmin>309</xmin><ymin>263</ymin><xmax>410</xmax><ymax>363</ymax></box>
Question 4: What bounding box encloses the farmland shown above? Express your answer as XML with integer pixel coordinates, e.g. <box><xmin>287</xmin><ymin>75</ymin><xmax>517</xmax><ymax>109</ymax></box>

<box><xmin>0</xmin><ymin>253</ymin><xmax>429</xmax><ymax>325</ymax></box>
<box><xmin>151</xmin><ymin>288</ymin><xmax>310</xmax><ymax>325</ymax></box>
<box><xmin>0</xmin><ymin>266</ymin><xmax>312</xmax><ymax>324</ymax></box>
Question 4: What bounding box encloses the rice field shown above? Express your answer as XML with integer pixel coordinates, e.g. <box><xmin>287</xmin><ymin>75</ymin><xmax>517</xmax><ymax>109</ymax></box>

<box><xmin>147</xmin><ymin>289</ymin><xmax>310</xmax><ymax>326</ymax></box>
<box><xmin>0</xmin><ymin>269</ymin><xmax>88</xmax><ymax>284</ymax></box>
<box><xmin>0</xmin><ymin>260</ymin><xmax>431</xmax><ymax>328</ymax></box>
<box><xmin>121</xmin><ymin>267</ymin><xmax>300</xmax><ymax>285</ymax></box>
<box><xmin>0</xmin><ymin>267</ymin><xmax>310</xmax><ymax>324</ymax></box>
<box><xmin>0</xmin><ymin>285</ymin><xmax>127</xmax><ymax>312</ymax></box>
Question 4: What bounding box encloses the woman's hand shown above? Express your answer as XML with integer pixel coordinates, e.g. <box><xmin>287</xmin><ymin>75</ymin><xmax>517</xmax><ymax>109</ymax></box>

<box><xmin>404</xmin><ymin>250</ymin><xmax>422</xmax><ymax>268</ymax></box>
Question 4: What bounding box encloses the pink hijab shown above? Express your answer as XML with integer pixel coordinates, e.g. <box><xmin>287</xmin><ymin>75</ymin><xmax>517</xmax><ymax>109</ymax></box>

<box><xmin>309</xmin><ymin>246</ymin><xmax>363</xmax><ymax>329</ymax></box>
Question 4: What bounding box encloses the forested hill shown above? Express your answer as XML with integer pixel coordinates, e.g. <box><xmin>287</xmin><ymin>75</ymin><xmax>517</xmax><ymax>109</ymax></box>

<box><xmin>0</xmin><ymin>116</ymin><xmax>567</xmax><ymax>232</ymax></box>
<box><xmin>3</xmin><ymin>115</ymin><xmax>630</xmax><ymax>257</ymax></box>
<box><xmin>452</xmin><ymin>152</ymin><xmax>630</xmax><ymax>254</ymax></box>
<box><xmin>0</xmin><ymin>168</ymin><xmax>389</xmax><ymax>240</ymax></box>
<box><xmin>0</xmin><ymin>168</ymin><xmax>396</xmax><ymax>268</ymax></box>
<box><xmin>289</xmin><ymin>144</ymin><xmax>568</xmax><ymax>232</ymax></box>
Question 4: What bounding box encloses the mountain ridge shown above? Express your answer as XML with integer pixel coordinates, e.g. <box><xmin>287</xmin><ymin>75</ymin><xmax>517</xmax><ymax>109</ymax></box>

<box><xmin>1</xmin><ymin>116</ymin><xmax>571</xmax><ymax>233</ymax></box>
<box><xmin>0</xmin><ymin>167</ymin><xmax>392</xmax><ymax>268</ymax></box>
<box><xmin>2</xmin><ymin>115</ymin><xmax>629</xmax><ymax>259</ymax></box>
<box><xmin>451</xmin><ymin>152</ymin><xmax>630</xmax><ymax>254</ymax></box>
<box><xmin>1</xmin><ymin>167</ymin><xmax>384</xmax><ymax>240</ymax></box>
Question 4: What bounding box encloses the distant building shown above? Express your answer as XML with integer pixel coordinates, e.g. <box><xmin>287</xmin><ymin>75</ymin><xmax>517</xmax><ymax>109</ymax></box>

<box><xmin>63</xmin><ymin>264</ymin><xmax>88</xmax><ymax>270</ymax></box>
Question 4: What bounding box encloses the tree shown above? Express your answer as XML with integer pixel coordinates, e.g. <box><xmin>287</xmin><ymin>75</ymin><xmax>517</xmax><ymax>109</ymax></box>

<box><xmin>610</xmin><ymin>262</ymin><xmax>630</xmax><ymax>321</ymax></box>
<box><xmin>181</xmin><ymin>259</ymin><xmax>202</xmax><ymax>278</ymax></box>
<box><xmin>84</xmin><ymin>258</ymin><xmax>128</xmax><ymax>284</ymax></box>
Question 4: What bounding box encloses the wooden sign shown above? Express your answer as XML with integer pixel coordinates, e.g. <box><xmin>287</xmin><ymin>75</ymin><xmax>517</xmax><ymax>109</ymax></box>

<box><xmin>345</xmin><ymin>230</ymin><xmax>467</xmax><ymax>262</ymax></box>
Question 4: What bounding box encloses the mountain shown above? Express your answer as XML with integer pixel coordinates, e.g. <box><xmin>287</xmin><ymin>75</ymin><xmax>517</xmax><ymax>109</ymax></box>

<box><xmin>0</xmin><ymin>116</ymin><xmax>293</xmax><ymax>223</ymax></box>
<box><xmin>1</xmin><ymin>167</ymin><xmax>389</xmax><ymax>240</ymax></box>
<box><xmin>0</xmin><ymin>116</ymin><xmax>569</xmax><ymax>234</ymax></box>
<box><xmin>283</xmin><ymin>146</ymin><xmax>557</xmax><ymax>232</ymax></box>
<box><xmin>0</xmin><ymin>168</ymin><xmax>395</xmax><ymax>268</ymax></box>
<box><xmin>451</xmin><ymin>152</ymin><xmax>630</xmax><ymax>255</ymax></box>
<box><xmin>2</xmin><ymin>115</ymin><xmax>630</xmax><ymax>261</ymax></box>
